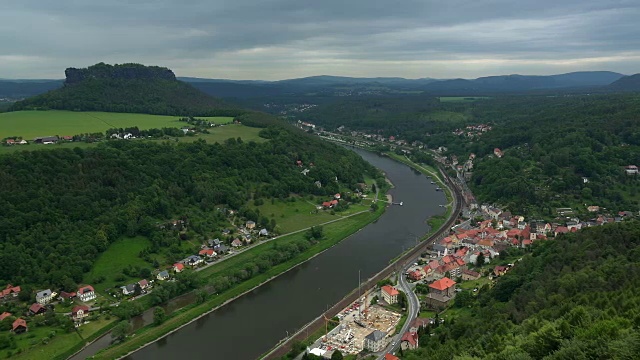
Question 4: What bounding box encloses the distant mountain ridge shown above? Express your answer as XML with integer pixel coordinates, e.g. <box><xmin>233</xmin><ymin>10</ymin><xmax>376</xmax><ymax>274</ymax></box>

<box><xmin>9</xmin><ymin>63</ymin><xmax>240</xmax><ymax>116</ymax></box>
<box><xmin>420</xmin><ymin>71</ymin><xmax>625</xmax><ymax>94</ymax></box>
<box><xmin>2</xmin><ymin>70</ymin><xmax>632</xmax><ymax>100</ymax></box>
<box><xmin>608</xmin><ymin>73</ymin><xmax>640</xmax><ymax>91</ymax></box>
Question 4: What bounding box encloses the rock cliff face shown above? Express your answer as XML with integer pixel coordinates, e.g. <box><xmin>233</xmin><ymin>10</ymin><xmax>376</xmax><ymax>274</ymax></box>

<box><xmin>64</xmin><ymin>63</ymin><xmax>176</xmax><ymax>85</ymax></box>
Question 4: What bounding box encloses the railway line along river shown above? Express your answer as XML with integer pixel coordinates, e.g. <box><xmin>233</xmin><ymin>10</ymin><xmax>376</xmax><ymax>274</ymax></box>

<box><xmin>87</xmin><ymin>149</ymin><xmax>447</xmax><ymax>360</ymax></box>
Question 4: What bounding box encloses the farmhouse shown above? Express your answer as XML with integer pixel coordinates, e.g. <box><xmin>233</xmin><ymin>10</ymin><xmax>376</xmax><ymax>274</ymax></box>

<box><xmin>173</xmin><ymin>263</ymin><xmax>185</xmax><ymax>272</ymax></box>
<box><xmin>400</xmin><ymin>331</ymin><xmax>419</xmax><ymax>350</ymax></box>
<box><xmin>33</xmin><ymin>136</ymin><xmax>59</xmax><ymax>144</ymax></box>
<box><xmin>12</xmin><ymin>318</ymin><xmax>28</xmax><ymax>334</ymax></box>
<box><xmin>121</xmin><ymin>284</ymin><xmax>137</xmax><ymax>296</ymax></box>
<box><xmin>72</xmin><ymin>305</ymin><xmax>90</xmax><ymax>322</ymax></box>
<box><xmin>625</xmin><ymin>165</ymin><xmax>638</xmax><ymax>175</ymax></box>
<box><xmin>157</xmin><ymin>270</ymin><xmax>170</xmax><ymax>281</ymax></box>
<box><xmin>0</xmin><ymin>284</ymin><xmax>21</xmax><ymax>300</ymax></box>
<box><xmin>77</xmin><ymin>285</ymin><xmax>96</xmax><ymax>302</ymax></box>
<box><xmin>138</xmin><ymin>279</ymin><xmax>150</xmax><ymax>289</ymax></box>
<box><xmin>29</xmin><ymin>303</ymin><xmax>47</xmax><ymax>316</ymax></box>
<box><xmin>35</xmin><ymin>289</ymin><xmax>57</xmax><ymax>304</ymax></box>
<box><xmin>199</xmin><ymin>248</ymin><xmax>216</xmax><ymax>257</ymax></box>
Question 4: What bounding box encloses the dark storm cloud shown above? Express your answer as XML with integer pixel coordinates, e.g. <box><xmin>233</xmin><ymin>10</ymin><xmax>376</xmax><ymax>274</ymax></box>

<box><xmin>1</xmin><ymin>0</ymin><xmax>639</xmax><ymax>79</ymax></box>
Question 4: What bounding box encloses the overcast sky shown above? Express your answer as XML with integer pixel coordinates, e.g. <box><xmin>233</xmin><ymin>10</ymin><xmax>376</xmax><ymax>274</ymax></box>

<box><xmin>2</xmin><ymin>0</ymin><xmax>639</xmax><ymax>80</ymax></box>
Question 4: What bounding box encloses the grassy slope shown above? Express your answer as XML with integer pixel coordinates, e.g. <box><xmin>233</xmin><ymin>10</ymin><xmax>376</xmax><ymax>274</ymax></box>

<box><xmin>83</xmin><ymin>236</ymin><xmax>152</xmax><ymax>293</ymax></box>
<box><xmin>4</xmin><ymin>318</ymin><xmax>116</xmax><ymax>360</ymax></box>
<box><xmin>251</xmin><ymin>197</ymin><xmax>373</xmax><ymax>233</ymax></box>
<box><xmin>93</xmin><ymin>207</ymin><xmax>385</xmax><ymax>359</ymax></box>
<box><xmin>0</xmin><ymin>110</ymin><xmax>233</xmax><ymax>139</ymax></box>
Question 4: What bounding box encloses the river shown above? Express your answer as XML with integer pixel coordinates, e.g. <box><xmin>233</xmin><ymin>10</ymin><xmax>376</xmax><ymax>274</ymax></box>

<box><xmin>81</xmin><ymin>149</ymin><xmax>446</xmax><ymax>360</ymax></box>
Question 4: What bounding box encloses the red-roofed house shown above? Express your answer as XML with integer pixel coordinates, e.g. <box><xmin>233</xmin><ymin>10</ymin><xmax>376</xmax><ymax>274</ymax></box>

<box><xmin>5</xmin><ymin>139</ymin><xmax>15</xmax><ymax>145</ymax></box>
<box><xmin>408</xmin><ymin>270</ymin><xmax>423</xmax><ymax>281</ymax></box>
<box><xmin>462</xmin><ymin>269</ymin><xmax>481</xmax><ymax>281</ymax></box>
<box><xmin>138</xmin><ymin>279</ymin><xmax>149</xmax><ymax>289</ymax></box>
<box><xmin>330</xmin><ymin>199</ymin><xmax>339</xmax><ymax>206</ymax></box>
<box><xmin>296</xmin><ymin>160</ymin><xmax>303</xmax><ymax>167</ymax></box>
<box><xmin>72</xmin><ymin>305</ymin><xmax>90</xmax><ymax>321</ymax></box>
<box><xmin>494</xmin><ymin>265</ymin><xmax>508</xmax><ymax>277</ymax></box>
<box><xmin>554</xmin><ymin>226</ymin><xmax>569</xmax><ymax>236</ymax></box>
<box><xmin>384</xmin><ymin>354</ymin><xmax>400</xmax><ymax>360</ymax></box>
<box><xmin>428</xmin><ymin>259</ymin><xmax>439</xmax><ymax>270</ymax></box>
<box><xmin>0</xmin><ymin>284</ymin><xmax>21</xmax><ymax>299</ymax></box>
<box><xmin>455</xmin><ymin>247</ymin><xmax>469</xmax><ymax>257</ymax></box>
<box><xmin>381</xmin><ymin>285</ymin><xmax>399</xmax><ymax>304</ymax></box>
<box><xmin>0</xmin><ymin>312</ymin><xmax>11</xmax><ymax>321</ymax></box>
<box><xmin>199</xmin><ymin>249</ymin><xmax>216</xmax><ymax>257</ymax></box>
<box><xmin>494</xmin><ymin>148</ymin><xmax>503</xmax><ymax>158</ymax></box>
<box><xmin>29</xmin><ymin>303</ymin><xmax>46</xmax><ymax>315</ymax></box>
<box><xmin>77</xmin><ymin>285</ymin><xmax>96</xmax><ymax>302</ymax></box>
<box><xmin>334</xmin><ymin>193</ymin><xmax>341</xmax><ymax>199</ymax></box>
<box><xmin>322</xmin><ymin>201</ymin><xmax>332</xmax><ymax>208</ymax></box>
<box><xmin>455</xmin><ymin>257</ymin><xmax>466</xmax><ymax>266</ymax></box>
<box><xmin>400</xmin><ymin>331</ymin><xmax>419</xmax><ymax>350</ymax></box>
<box><xmin>442</xmin><ymin>255</ymin><xmax>454</xmax><ymax>264</ymax></box>
<box><xmin>59</xmin><ymin>291</ymin><xmax>76</xmax><ymax>300</ymax></box>
<box><xmin>409</xmin><ymin>318</ymin><xmax>432</xmax><ymax>333</ymax></box>
<box><xmin>173</xmin><ymin>263</ymin><xmax>185</xmax><ymax>273</ymax></box>
<box><xmin>12</xmin><ymin>318</ymin><xmax>27</xmax><ymax>334</ymax></box>
<box><xmin>426</xmin><ymin>277</ymin><xmax>457</xmax><ymax>309</ymax></box>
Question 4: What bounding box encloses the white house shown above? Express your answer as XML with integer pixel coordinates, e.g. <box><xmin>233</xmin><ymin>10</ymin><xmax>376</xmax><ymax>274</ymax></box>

<box><xmin>77</xmin><ymin>285</ymin><xmax>96</xmax><ymax>302</ymax></box>
<box><xmin>35</xmin><ymin>289</ymin><xmax>57</xmax><ymax>305</ymax></box>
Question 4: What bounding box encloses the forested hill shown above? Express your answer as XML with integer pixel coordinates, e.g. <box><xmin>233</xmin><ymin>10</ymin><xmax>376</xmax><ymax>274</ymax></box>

<box><xmin>0</xmin><ymin>124</ymin><xmax>378</xmax><ymax>288</ymax></box>
<box><xmin>608</xmin><ymin>73</ymin><xmax>640</xmax><ymax>91</ymax></box>
<box><xmin>405</xmin><ymin>221</ymin><xmax>640</xmax><ymax>359</ymax></box>
<box><xmin>9</xmin><ymin>63</ymin><xmax>241</xmax><ymax>116</ymax></box>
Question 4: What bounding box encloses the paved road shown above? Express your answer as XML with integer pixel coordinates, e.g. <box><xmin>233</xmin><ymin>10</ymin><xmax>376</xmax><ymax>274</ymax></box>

<box><xmin>195</xmin><ymin>209</ymin><xmax>373</xmax><ymax>273</ymax></box>
<box><xmin>376</xmin><ymin>260</ymin><xmax>420</xmax><ymax>359</ymax></box>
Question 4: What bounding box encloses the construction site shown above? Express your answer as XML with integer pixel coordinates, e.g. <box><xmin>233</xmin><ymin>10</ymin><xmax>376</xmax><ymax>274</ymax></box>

<box><xmin>311</xmin><ymin>292</ymin><xmax>402</xmax><ymax>356</ymax></box>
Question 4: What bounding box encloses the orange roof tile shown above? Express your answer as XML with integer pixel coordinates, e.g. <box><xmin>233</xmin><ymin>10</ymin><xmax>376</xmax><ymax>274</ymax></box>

<box><xmin>381</xmin><ymin>285</ymin><xmax>400</xmax><ymax>296</ymax></box>
<box><xmin>429</xmin><ymin>277</ymin><xmax>456</xmax><ymax>291</ymax></box>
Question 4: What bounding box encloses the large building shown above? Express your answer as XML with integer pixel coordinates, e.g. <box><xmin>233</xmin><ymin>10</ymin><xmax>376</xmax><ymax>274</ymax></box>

<box><xmin>77</xmin><ymin>285</ymin><xmax>96</xmax><ymax>302</ymax></box>
<box><xmin>364</xmin><ymin>330</ymin><xmax>387</xmax><ymax>352</ymax></box>
<box><xmin>35</xmin><ymin>289</ymin><xmax>57</xmax><ymax>304</ymax></box>
<box><xmin>425</xmin><ymin>277</ymin><xmax>457</xmax><ymax>310</ymax></box>
<box><xmin>381</xmin><ymin>285</ymin><xmax>399</xmax><ymax>305</ymax></box>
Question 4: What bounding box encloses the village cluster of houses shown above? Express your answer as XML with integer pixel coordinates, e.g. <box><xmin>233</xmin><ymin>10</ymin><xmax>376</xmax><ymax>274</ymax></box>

<box><xmin>0</xmin><ymin>283</ymin><xmax>99</xmax><ymax>334</ymax></box>
<box><xmin>164</xmin><ymin>221</ymin><xmax>272</xmax><ymax>280</ymax></box>
<box><xmin>452</xmin><ymin>124</ymin><xmax>493</xmax><ymax>137</ymax></box>
<box><xmin>3</xmin><ymin>136</ymin><xmax>77</xmax><ymax>146</ymax></box>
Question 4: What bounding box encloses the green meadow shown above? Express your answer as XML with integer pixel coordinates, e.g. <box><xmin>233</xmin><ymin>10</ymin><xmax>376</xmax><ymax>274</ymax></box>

<box><xmin>0</xmin><ymin>112</ymin><xmax>264</xmax><ymax>154</ymax></box>
<box><xmin>83</xmin><ymin>236</ymin><xmax>152</xmax><ymax>293</ymax></box>
<box><xmin>0</xmin><ymin>110</ymin><xmax>233</xmax><ymax>139</ymax></box>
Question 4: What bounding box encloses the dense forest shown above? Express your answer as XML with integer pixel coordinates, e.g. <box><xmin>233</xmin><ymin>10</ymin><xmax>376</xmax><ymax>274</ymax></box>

<box><xmin>301</xmin><ymin>93</ymin><xmax>640</xmax><ymax>215</ymax></box>
<box><xmin>404</xmin><ymin>221</ymin><xmax>640</xmax><ymax>359</ymax></box>
<box><xmin>9</xmin><ymin>63</ymin><xmax>241</xmax><ymax>117</ymax></box>
<box><xmin>0</xmin><ymin>124</ymin><xmax>377</xmax><ymax>289</ymax></box>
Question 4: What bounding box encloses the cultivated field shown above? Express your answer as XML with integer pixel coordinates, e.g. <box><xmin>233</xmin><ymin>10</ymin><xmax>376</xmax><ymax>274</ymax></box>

<box><xmin>0</xmin><ymin>110</ymin><xmax>234</xmax><ymax>139</ymax></box>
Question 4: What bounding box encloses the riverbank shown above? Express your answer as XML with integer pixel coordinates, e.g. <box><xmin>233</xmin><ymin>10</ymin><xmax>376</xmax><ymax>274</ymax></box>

<box><xmin>91</xmin><ymin>205</ymin><xmax>387</xmax><ymax>360</ymax></box>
